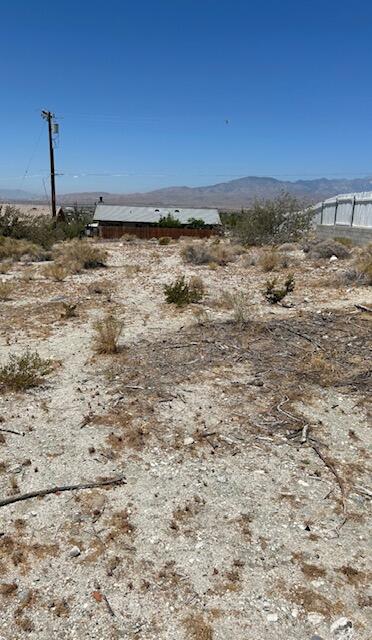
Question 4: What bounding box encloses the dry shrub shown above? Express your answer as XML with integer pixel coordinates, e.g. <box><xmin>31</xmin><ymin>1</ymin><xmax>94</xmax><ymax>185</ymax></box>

<box><xmin>308</xmin><ymin>240</ymin><xmax>351</xmax><ymax>259</ymax></box>
<box><xmin>93</xmin><ymin>314</ymin><xmax>123</xmax><ymax>354</ymax></box>
<box><xmin>258</xmin><ymin>249</ymin><xmax>286</xmax><ymax>272</ymax></box>
<box><xmin>278</xmin><ymin>242</ymin><xmax>300</xmax><ymax>252</ymax></box>
<box><xmin>264</xmin><ymin>274</ymin><xmax>295</xmax><ymax>304</ymax></box>
<box><xmin>299</xmin><ymin>352</ymin><xmax>336</xmax><ymax>385</ymax></box>
<box><xmin>0</xmin><ymin>261</ymin><xmax>11</xmax><ymax>274</ymax></box>
<box><xmin>218</xmin><ymin>290</ymin><xmax>250</xmax><ymax>323</ymax></box>
<box><xmin>53</xmin><ymin>239</ymin><xmax>107</xmax><ymax>272</ymax></box>
<box><xmin>44</xmin><ymin>260</ymin><xmax>70</xmax><ymax>281</ymax></box>
<box><xmin>183</xmin><ymin>614</ymin><xmax>213</xmax><ymax>640</ymax></box>
<box><xmin>0</xmin><ymin>281</ymin><xmax>13</xmax><ymax>301</ymax></box>
<box><xmin>0</xmin><ymin>236</ymin><xmax>45</xmax><ymax>262</ymax></box>
<box><xmin>181</xmin><ymin>240</ymin><xmax>235</xmax><ymax>266</ymax></box>
<box><xmin>61</xmin><ymin>302</ymin><xmax>77</xmax><ymax>319</ymax></box>
<box><xmin>158</xmin><ymin>236</ymin><xmax>172</xmax><ymax>245</ymax></box>
<box><xmin>0</xmin><ymin>350</ymin><xmax>54</xmax><ymax>391</ymax></box>
<box><xmin>120</xmin><ymin>233</ymin><xmax>137</xmax><ymax>242</ymax></box>
<box><xmin>333</xmin><ymin>236</ymin><xmax>354</xmax><ymax>248</ymax></box>
<box><xmin>354</xmin><ymin>243</ymin><xmax>372</xmax><ymax>285</ymax></box>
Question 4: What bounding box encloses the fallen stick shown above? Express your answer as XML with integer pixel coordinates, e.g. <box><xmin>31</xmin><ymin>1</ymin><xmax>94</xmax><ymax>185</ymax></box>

<box><xmin>310</xmin><ymin>444</ymin><xmax>347</xmax><ymax>516</ymax></box>
<box><xmin>0</xmin><ymin>475</ymin><xmax>126</xmax><ymax>508</ymax></box>
<box><xmin>355</xmin><ymin>304</ymin><xmax>372</xmax><ymax>313</ymax></box>
<box><xmin>0</xmin><ymin>427</ymin><xmax>24</xmax><ymax>436</ymax></box>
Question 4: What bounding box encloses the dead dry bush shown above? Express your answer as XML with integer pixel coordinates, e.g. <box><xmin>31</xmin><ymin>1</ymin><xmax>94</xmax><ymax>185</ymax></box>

<box><xmin>183</xmin><ymin>614</ymin><xmax>213</xmax><ymax>640</ymax></box>
<box><xmin>217</xmin><ymin>290</ymin><xmax>250</xmax><ymax>323</ymax></box>
<box><xmin>258</xmin><ymin>249</ymin><xmax>287</xmax><ymax>272</ymax></box>
<box><xmin>120</xmin><ymin>233</ymin><xmax>137</xmax><ymax>242</ymax></box>
<box><xmin>0</xmin><ymin>261</ymin><xmax>11</xmax><ymax>274</ymax></box>
<box><xmin>158</xmin><ymin>236</ymin><xmax>172</xmax><ymax>245</ymax></box>
<box><xmin>307</xmin><ymin>239</ymin><xmax>351</xmax><ymax>260</ymax></box>
<box><xmin>0</xmin><ymin>236</ymin><xmax>46</xmax><ymax>262</ymax></box>
<box><xmin>93</xmin><ymin>314</ymin><xmax>124</xmax><ymax>354</ymax></box>
<box><xmin>354</xmin><ymin>243</ymin><xmax>372</xmax><ymax>285</ymax></box>
<box><xmin>0</xmin><ymin>350</ymin><xmax>54</xmax><ymax>391</ymax></box>
<box><xmin>181</xmin><ymin>240</ymin><xmax>235</xmax><ymax>266</ymax></box>
<box><xmin>334</xmin><ymin>243</ymin><xmax>372</xmax><ymax>286</ymax></box>
<box><xmin>53</xmin><ymin>239</ymin><xmax>107</xmax><ymax>272</ymax></box>
<box><xmin>0</xmin><ymin>281</ymin><xmax>13</xmax><ymax>300</ymax></box>
<box><xmin>44</xmin><ymin>260</ymin><xmax>70</xmax><ymax>281</ymax></box>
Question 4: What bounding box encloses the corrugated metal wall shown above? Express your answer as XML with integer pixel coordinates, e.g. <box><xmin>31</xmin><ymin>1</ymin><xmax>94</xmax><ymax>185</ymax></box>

<box><xmin>317</xmin><ymin>193</ymin><xmax>372</xmax><ymax>228</ymax></box>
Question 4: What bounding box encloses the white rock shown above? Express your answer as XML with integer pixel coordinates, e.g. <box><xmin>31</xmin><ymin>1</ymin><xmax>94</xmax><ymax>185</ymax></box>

<box><xmin>330</xmin><ymin>617</ymin><xmax>353</xmax><ymax>635</ymax></box>
<box><xmin>183</xmin><ymin>437</ymin><xmax>194</xmax><ymax>446</ymax></box>
<box><xmin>68</xmin><ymin>546</ymin><xmax>81</xmax><ymax>558</ymax></box>
<box><xmin>329</xmin><ymin>255</ymin><xmax>338</xmax><ymax>262</ymax></box>
<box><xmin>266</xmin><ymin>613</ymin><xmax>278</xmax><ymax>622</ymax></box>
<box><xmin>308</xmin><ymin>612</ymin><xmax>324</xmax><ymax>626</ymax></box>
<box><xmin>291</xmin><ymin>608</ymin><xmax>299</xmax><ymax>618</ymax></box>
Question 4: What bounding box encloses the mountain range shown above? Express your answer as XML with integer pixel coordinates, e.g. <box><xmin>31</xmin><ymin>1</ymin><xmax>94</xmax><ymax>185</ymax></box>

<box><xmin>2</xmin><ymin>176</ymin><xmax>372</xmax><ymax>209</ymax></box>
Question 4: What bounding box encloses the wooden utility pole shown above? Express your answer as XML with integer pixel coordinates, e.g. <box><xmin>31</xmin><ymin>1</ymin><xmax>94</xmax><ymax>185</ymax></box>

<box><xmin>41</xmin><ymin>110</ymin><xmax>57</xmax><ymax>217</ymax></box>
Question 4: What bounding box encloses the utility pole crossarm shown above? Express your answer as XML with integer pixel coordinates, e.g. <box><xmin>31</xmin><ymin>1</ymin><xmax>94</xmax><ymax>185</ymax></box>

<box><xmin>41</xmin><ymin>110</ymin><xmax>57</xmax><ymax>218</ymax></box>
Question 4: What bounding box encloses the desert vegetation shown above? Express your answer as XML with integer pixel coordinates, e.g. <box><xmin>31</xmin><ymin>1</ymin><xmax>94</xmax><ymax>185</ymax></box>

<box><xmin>0</xmin><ymin>221</ymin><xmax>370</xmax><ymax>640</ymax></box>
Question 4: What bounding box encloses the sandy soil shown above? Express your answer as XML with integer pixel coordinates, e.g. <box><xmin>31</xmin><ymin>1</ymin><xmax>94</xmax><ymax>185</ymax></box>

<box><xmin>0</xmin><ymin>239</ymin><xmax>371</xmax><ymax>640</ymax></box>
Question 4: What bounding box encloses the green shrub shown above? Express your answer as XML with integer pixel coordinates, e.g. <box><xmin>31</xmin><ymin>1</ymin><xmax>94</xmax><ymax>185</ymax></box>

<box><xmin>233</xmin><ymin>193</ymin><xmax>313</xmax><ymax>246</ymax></box>
<box><xmin>187</xmin><ymin>217</ymin><xmax>206</xmax><ymax>228</ymax></box>
<box><xmin>0</xmin><ymin>351</ymin><xmax>54</xmax><ymax>391</ymax></box>
<box><xmin>164</xmin><ymin>276</ymin><xmax>204</xmax><ymax>306</ymax></box>
<box><xmin>264</xmin><ymin>274</ymin><xmax>295</xmax><ymax>304</ymax></box>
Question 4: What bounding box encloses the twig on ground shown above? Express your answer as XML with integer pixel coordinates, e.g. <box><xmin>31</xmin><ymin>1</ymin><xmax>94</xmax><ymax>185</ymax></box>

<box><xmin>355</xmin><ymin>304</ymin><xmax>372</xmax><ymax>313</ymax></box>
<box><xmin>0</xmin><ymin>427</ymin><xmax>24</xmax><ymax>436</ymax></box>
<box><xmin>310</xmin><ymin>443</ymin><xmax>347</xmax><ymax>519</ymax></box>
<box><xmin>0</xmin><ymin>475</ymin><xmax>126</xmax><ymax>508</ymax></box>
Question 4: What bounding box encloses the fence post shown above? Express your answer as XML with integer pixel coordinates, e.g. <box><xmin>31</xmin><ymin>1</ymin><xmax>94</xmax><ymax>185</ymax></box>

<box><xmin>320</xmin><ymin>202</ymin><xmax>324</xmax><ymax>224</ymax></box>
<box><xmin>350</xmin><ymin>196</ymin><xmax>356</xmax><ymax>227</ymax></box>
<box><xmin>333</xmin><ymin>199</ymin><xmax>338</xmax><ymax>226</ymax></box>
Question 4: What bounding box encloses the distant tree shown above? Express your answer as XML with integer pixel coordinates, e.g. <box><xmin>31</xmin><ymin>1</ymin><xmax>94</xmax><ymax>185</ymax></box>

<box><xmin>233</xmin><ymin>193</ymin><xmax>314</xmax><ymax>245</ymax></box>
<box><xmin>187</xmin><ymin>217</ymin><xmax>206</xmax><ymax>228</ymax></box>
<box><xmin>157</xmin><ymin>213</ymin><xmax>183</xmax><ymax>228</ymax></box>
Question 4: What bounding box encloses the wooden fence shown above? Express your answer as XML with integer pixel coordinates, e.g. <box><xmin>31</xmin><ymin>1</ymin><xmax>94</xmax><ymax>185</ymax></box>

<box><xmin>99</xmin><ymin>224</ymin><xmax>218</xmax><ymax>240</ymax></box>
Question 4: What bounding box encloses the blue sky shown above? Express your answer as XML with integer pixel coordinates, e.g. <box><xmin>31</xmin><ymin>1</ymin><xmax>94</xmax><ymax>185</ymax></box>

<box><xmin>2</xmin><ymin>0</ymin><xmax>372</xmax><ymax>194</ymax></box>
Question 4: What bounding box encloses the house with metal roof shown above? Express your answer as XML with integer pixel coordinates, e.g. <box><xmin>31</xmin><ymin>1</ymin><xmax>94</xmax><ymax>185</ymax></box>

<box><xmin>313</xmin><ymin>191</ymin><xmax>372</xmax><ymax>245</ymax></box>
<box><xmin>93</xmin><ymin>205</ymin><xmax>221</xmax><ymax>239</ymax></box>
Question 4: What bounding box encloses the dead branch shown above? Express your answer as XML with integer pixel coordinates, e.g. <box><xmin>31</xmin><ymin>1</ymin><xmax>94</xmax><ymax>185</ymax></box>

<box><xmin>0</xmin><ymin>475</ymin><xmax>126</xmax><ymax>508</ymax></box>
<box><xmin>0</xmin><ymin>427</ymin><xmax>24</xmax><ymax>436</ymax></box>
<box><xmin>310</xmin><ymin>443</ymin><xmax>347</xmax><ymax>517</ymax></box>
<box><xmin>355</xmin><ymin>304</ymin><xmax>372</xmax><ymax>313</ymax></box>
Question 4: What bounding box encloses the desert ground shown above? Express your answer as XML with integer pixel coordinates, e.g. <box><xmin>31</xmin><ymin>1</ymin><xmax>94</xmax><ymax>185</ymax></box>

<box><xmin>0</xmin><ymin>237</ymin><xmax>371</xmax><ymax>640</ymax></box>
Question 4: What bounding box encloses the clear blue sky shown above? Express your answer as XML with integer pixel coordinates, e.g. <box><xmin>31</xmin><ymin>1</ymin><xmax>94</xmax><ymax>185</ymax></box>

<box><xmin>1</xmin><ymin>0</ymin><xmax>372</xmax><ymax>194</ymax></box>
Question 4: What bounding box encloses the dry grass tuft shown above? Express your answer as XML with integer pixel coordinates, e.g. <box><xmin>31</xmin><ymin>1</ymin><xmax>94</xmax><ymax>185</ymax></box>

<box><xmin>258</xmin><ymin>249</ymin><xmax>287</xmax><ymax>272</ymax></box>
<box><xmin>0</xmin><ymin>236</ymin><xmax>46</xmax><ymax>262</ymax></box>
<box><xmin>183</xmin><ymin>614</ymin><xmax>213</xmax><ymax>640</ymax></box>
<box><xmin>93</xmin><ymin>314</ymin><xmax>124</xmax><ymax>354</ymax></box>
<box><xmin>181</xmin><ymin>240</ymin><xmax>235</xmax><ymax>266</ymax></box>
<box><xmin>0</xmin><ymin>350</ymin><xmax>54</xmax><ymax>391</ymax></box>
<box><xmin>158</xmin><ymin>236</ymin><xmax>172</xmax><ymax>245</ymax></box>
<box><xmin>0</xmin><ymin>261</ymin><xmax>12</xmax><ymax>274</ymax></box>
<box><xmin>0</xmin><ymin>280</ymin><xmax>13</xmax><ymax>300</ymax></box>
<box><xmin>44</xmin><ymin>260</ymin><xmax>70</xmax><ymax>281</ymax></box>
<box><xmin>307</xmin><ymin>239</ymin><xmax>351</xmax><ymax>260</ymax></box>
<box><xmin>53</xmin><ymin>239</ymin><xmax>107</xmax><ymax>272</ymax></box>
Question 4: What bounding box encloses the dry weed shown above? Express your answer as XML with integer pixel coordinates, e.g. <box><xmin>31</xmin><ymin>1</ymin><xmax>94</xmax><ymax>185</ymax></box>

<box><xmin>44</xmin><ymin>260</ymin><xmax>70</xmax><ymax>281</ymax></box>
<box><xmin>183</xmin><ymin>614</ymin><xmax>213</xmax><ymax>640</ymax></box>
<box><xmin>53</xmin><ymin>239</ymin><xmax>107</xmax><ymax>272</ymax></box>
<box><xmin>181</xmin><ymin>240</ymin><xmax>235</xmax><ymax>266</ymax></box>
<box><xmin>0</xmin><ymin>261</ymin><xmax>12</xmax><ymax>274</ymax></box>
<box><xmin>258</xmin><ymin>249</ymin><xmax>286</xmax><ymax>272</ymax></box>
<box><xmin>93</xmin><ymin>314</ymin><xmax>123</xmax><ymax>354</ymax></box>
<box><xmin>0</xmin><ymin>280</ymin><xmax>13</xmax><ymax>300</ymax></box>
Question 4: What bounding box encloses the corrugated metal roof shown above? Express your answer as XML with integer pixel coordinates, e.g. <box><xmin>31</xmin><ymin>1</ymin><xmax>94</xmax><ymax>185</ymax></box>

<box><xmin>93</xmin><ymin>205</ymin><xmax>221</xmax><ymax>225</ymax></box>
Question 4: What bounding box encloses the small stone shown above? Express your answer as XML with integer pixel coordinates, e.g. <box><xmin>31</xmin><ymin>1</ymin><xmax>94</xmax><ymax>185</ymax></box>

<box><xmin>266</xmin><ymin>613</ymin><xmax>278</xmax><ymax>622</ymax></box>
<box><xmin>330</xmin><ymin>617</ymin><xmax>353</xmax><ymax>635</ymax></box>
<box><xmin>68</xmin><ymin>546</ymin><xmax>81</xmax><ymax>558</ymax></box>
<box><xmin>311</xmin><ymin>635</ymin><xmax>324</xmax><ymax>640</ymax></box>
<box><xmin>329</xmin><ymin>255</ymin><xmax>338</xmax><ymax>262</ymax></box>
<box><xmin>291</xmin><ymin>608</ymin><xmax>299</xmax><ymax>618</ymax></box>
<box><xmin>308</xmin><ymin>612</ymin><xmax>324</xmax><ymax>626</ymax></box>
<box><xmin>183</xmin><ymin>437</ymin><xmax>194</xmax><ymax>446</ymax></box>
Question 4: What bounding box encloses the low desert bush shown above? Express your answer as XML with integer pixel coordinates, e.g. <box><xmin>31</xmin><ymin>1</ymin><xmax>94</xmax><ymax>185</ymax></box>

<box><xmin>0</xmin><ymin>236</ymin><xmax>45</xmax><ymax>262</ymax></box>
<box><xmin>164</xmin><ymin>275</ymin><xmax>204</xmax><ymax>306</ymax></box>
<box><xmin>0</xmin><ymin>261</ymin><xmax>11</xmax><ymax>274</ymax></box>
<box><xmin>0</xmin><ymin>350</ymin><xmax>54</xmax><ymax>391</ymax></box>
<box><xmin>93</xmin><ymin>314</ymin><xmax>123</xmax><ymax>354</ymax></box>
<box><xmin>61</xmin><ymin>302</ymin><xmax>77</xmax><ymax>319</ymax></box>
<box><xmin>349</xmin><ymin>243</ymin><xmax>372</xmax><ymax>285</ymax></box>
<box><xmin>258</xmin><ymin>249</ymin><xmax>286</xmax><ymax>272</ymax></box>
<box><xmin>181</xmin><ymin>240</ymin><xmax>235</xmax><ymax>266</ymax></box>
<box><xmin>44</xmin><ymin>261</ymin><xmax>70</xmax><ymax>281</ymax></box>
<box><xmin>0</xmin><ymin>281</ymin><xmax>13</xmax><ymax>301</ymax></box>
<box><xmin>264</xmin><ymin>274</ymin><xmax>295</xmax><ymax>304</ymax></box>
<box><xmin>307</xmin><ymin>240</ymin><xmax>351</xmax><ymax>259</ymax></box>
<box><xmin>158</xmin><ymin>236</ymin><xmax>172</xmax><ymax>245</ymax></box>
<box><xmin>120</xmin><ymin>234</ymin><xmax>137</xmax><ymax>242</ymax></box>
<box><xmin>218</xmin><ymin>290</ymin><xmax>250</xmax><ymax>323</ymax></box>
<box><xmin>53</xmin><ymin>239</ymin><xmax>107</xmax><ymax>272</ymax></box>
<box><xmin>333</xmin><ymin>236</ymin><xmax>354</xmax><ymax>248</ymax></box>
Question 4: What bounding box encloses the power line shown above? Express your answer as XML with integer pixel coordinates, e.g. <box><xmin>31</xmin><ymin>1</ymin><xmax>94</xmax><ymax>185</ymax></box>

<box><xmin>18</xmin><ymin>120</ymin><xmax>45</xmax><ymax>190</ymax></box>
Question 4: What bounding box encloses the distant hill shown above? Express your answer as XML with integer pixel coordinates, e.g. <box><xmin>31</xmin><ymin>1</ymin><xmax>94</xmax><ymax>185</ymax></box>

<box><xmin>3</xmin><ymin>176</ymin><xmax>372</xmax><ymax>209</ymax></box>
<box><xmin>58</xmin><ymin>176</ymin><xmax>372</xmax><ymax>208</ymax></box>
<box><xmin>0</xmin><ymin>189</ymin><xmax>41</xmax><ymax>202</ymax></box>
